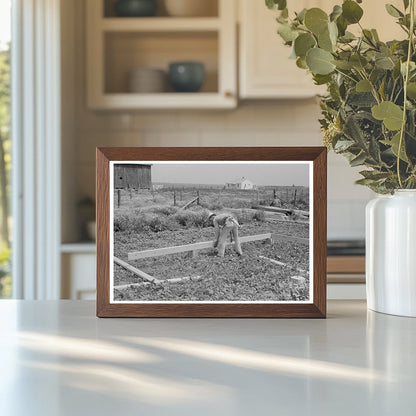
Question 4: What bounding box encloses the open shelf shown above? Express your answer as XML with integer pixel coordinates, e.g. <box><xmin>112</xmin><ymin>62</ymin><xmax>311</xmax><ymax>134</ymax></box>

<box><xmin>103</xmin><ymin>0</ymin><xmax>219</xmax><ymax>18</ymax></box>
<box><xmin>87</xmin><ymin>0</ymin><xmax>236</xmax><ymax>109</ymax></box>
<box><xmin>101</xmin><ymin>17</ymin><xmax>221</xmax><ymax>32</ymax></box>
<box><xmin>104</xmin><ymin>31</ymin><xmax>218</xmax><ymax>94</ymax></box>
<box><xmin>91</xmin><ymin>92</ymin><xmax>234</xmax><ymax>109</ymax></box>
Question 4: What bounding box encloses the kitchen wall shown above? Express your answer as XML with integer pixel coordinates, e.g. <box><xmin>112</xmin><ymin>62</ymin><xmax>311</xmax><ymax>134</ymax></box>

<box><xmin>62</xmin><ymin>0</ymin><xmax>374</xmax><ymax>243</ymax></box>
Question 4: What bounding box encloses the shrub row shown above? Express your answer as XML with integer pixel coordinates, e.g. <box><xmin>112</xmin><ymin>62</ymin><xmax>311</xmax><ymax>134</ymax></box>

<box><xmin>114</xmin><ymin>205</ymin><xmax>266</xmax><ymax>233</ymax></box>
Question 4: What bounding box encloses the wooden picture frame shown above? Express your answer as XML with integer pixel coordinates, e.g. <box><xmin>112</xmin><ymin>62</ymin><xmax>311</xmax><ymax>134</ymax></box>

<box><xmin>96</xmin><ymin>147</ymin><xmax>327</xmax><ymax>318</ymax></box>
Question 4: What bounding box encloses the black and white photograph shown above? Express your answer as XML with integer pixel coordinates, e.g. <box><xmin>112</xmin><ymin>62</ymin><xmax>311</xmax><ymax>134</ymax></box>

<box><xmin>110</xmin><ymin>161</ymin><xmax>312</xmax><ymax>303</ymax></box>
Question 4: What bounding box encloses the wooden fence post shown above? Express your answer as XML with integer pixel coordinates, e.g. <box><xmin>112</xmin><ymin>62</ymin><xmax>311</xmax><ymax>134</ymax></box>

<box><xmin>117</xmin><ymin>189</ymin><xmax>121</xmax><ymax>208</ymax></box>
<box><xmin>197</xmin><ymin>190</ymin><xmax>200</xmax><ymax>205</ymax></box>
<box><xmin>173</xmin><ymin>189</ymin><xmax>177</xmax><ymax>206</ymax></box>
<box><xmin>293</xmin><ymin>189</ymin><xmax>297</xmax><ymax>206</ymax></box>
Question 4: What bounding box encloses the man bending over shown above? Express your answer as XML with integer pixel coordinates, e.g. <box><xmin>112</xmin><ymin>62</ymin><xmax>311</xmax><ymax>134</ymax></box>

<box><xmin>208</xmin><ymin>212</ymin><xmax>243</xmax><ymax>257</ymax></box>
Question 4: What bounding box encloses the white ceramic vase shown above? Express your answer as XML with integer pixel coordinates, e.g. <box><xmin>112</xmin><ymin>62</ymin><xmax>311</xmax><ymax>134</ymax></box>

<box><xmin>366</xmin><ymin>190</ymin><xmax>416</xmax><ymax>317</ymax></box>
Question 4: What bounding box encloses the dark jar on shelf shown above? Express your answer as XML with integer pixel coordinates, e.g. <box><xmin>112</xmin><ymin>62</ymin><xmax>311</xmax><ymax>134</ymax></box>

<box><xmin>114</xmin><ymin>0</ymin><xmax>158</xmax><ymax>17</ymax></box>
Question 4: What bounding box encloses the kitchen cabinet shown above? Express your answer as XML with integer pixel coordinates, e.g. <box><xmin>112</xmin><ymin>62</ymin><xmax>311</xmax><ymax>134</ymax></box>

<box><xmin>61</xmin><ymin>245</ymin><xmax>96</xmax><ymax>300</ymax></box>
<box><xmin>239</xmin><ymin>0</ymin><xmax>325</xmax><ymax>99</ymax></box>
<box><xmin>238</xmin><ymin>0</ymin><xmax>404</xmax><ymax>99</ymax></box>
<box><xmin>86</xmin><ymin>0</ymin><xmax>237</xmax><ymax>109</ymax></box>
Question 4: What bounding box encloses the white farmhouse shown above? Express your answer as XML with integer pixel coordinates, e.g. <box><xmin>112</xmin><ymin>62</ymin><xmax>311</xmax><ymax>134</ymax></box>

<box><xmin>226</xmin><ymin>177</ymin><xmax>255</xmax><ymax>190</ymax></box>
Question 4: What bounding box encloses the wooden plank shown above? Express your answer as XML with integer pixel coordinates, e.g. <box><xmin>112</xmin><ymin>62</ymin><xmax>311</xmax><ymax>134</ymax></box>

<box><xmin>128</xmin><ymin>233</ymin><xmax>272</xmax><ymax>261</ymax></box>
<box><xmin>255</xmin><ymin>205</ymin><xmax>309</xmax><ymax>217</ymax></box>
<box><xmin>259</xmin><ymin>255</ymin><xmax>308</xmax><ymax>274</ymax></box>
<box><xmin>114</xmin><ymin>275</ymin><xmax>202</xmax><ymax>291</ymax></box>
<box><xmin>114</xmin><ymin>256</ymin><xmax>161</xmax><ymax>283</ymax></box>
<box><xmin>181</xmin><ymin>196</ymin><xmax>199</xmax><ymax>210</ymax></box>
<box><xmin>272</xmin><ymin>234</ymin><xmax>309</xmax><ymax>245</ymax></box>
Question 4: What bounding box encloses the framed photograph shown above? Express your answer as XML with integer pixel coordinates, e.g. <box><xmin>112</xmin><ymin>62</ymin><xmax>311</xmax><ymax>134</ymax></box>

<box><xmin>96</xmin><ymin>147</ymin><xmax>327</xmax><ymax>318</ymax></box>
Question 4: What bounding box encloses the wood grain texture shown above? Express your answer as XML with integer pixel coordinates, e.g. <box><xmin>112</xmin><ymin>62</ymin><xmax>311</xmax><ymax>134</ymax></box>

<box><xmin>96</xmin><ymin>147</ymin><xmax>327</xmax><ymax>318</ymax></box>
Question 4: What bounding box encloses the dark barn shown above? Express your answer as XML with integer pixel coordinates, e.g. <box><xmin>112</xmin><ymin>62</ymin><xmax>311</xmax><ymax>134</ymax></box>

<box><xmin>114</xmin><ymin>164</ymin><xmax>152</xmax><ymax>189</ymax></box>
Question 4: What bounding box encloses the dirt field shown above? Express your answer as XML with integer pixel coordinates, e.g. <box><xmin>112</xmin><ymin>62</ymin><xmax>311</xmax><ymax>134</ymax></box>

<box><xmin>113</xmin><ymin>187</ymin><xmax>310</xmax><ymax>302</ymax></box>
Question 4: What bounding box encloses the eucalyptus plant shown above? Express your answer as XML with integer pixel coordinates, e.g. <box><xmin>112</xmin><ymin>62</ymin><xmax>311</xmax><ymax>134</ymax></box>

<box><xmin>266</xmin><ymin>0</ymin><xmax>416</xmax><ymax>193</ymax></box>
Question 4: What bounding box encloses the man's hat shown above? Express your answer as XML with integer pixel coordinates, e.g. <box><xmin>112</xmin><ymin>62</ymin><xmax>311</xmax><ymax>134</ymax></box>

<box><xmin>208</xmin><ymin>212</ymin><xmax>216</xmax><ymax>220</ymax></box>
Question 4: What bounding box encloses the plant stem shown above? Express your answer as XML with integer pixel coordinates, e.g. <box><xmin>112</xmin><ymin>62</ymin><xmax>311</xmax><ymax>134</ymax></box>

<box><xmin>397</xmin><ymin>0</ymin><xmax>415</xmax><ymax>188</ymax></box>
<box><xmin>334</xmin><ymin>68</ymin><xmax>358</xmax><ymax>84</ymax></box>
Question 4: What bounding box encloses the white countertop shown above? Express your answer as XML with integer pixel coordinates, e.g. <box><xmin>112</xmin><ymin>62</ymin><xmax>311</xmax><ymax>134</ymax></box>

<box><xmin>0</xmin><ymin>300</ymin><xmax>415</xmax><ymax>415</ymax></box>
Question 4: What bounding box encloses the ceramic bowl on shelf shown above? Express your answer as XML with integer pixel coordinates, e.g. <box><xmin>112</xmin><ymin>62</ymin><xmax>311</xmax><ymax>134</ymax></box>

<box><xmin>164</xmin><ymin>0</ymin><xmax>218</xmax><ymax>17</ymax></box>
<box><xmin>114</xmin><ymin>0</ymin><xmax>158</xmax><ymax>17</ymax></box>
<box><xmin>128</xmin><ymin>68</ymin><xmax>167</xmax><ymax>93</ymax></box>
<box><xmin>168</xmin><ymin>62</ymin><xmax>205</xmax><ymax>92</ymax></box>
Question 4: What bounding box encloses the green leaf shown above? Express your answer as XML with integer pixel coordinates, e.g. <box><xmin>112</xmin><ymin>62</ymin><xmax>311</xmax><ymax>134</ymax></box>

<box><xmin>350</xmin><ymin>54</ymin><xmax>368</xmax><ymax>70</ymax></box>
<box><xmin>266</xmin><ymin>0</ymin><xmax>287</xmax><ymax>11</ymax></box>
<box><xmin>334</xmin><ymin>140</ymin><xmax>355</xmax><ymax>151</ymax></box>
<box><xmin>330</xmin><ymin>5</ymin><xmax>342</xmax><ymax>22</ymax></box>
<box><xmin>342</xmin><ymin>0</ymin><xmax>364</xmax><ymax>24</ymax></box>
<box><xmin>318</xmin><ymin>27</ymin><xmax>334</xmax><ymax>52</ymax></box>
<box><xmin>344</xmin><ymin>114</ymin><xmax>367</xmax><ymax>148</ymax></box>
<box><xmin>277</xmin><ymin>23</ymin><xmax>298</xmax><ymax>43</ymax></box>
<box><xmin>355</xmin><ymin>178</ymin><xmax>377</xmax><ymax>186</ymax></box>
<box><xmin>294</xmin><ymin>33</ymin><xmax>316</xmax><ymax>58</ymax></box>
<box><xmin>296</xmin><ymin>8</ymin><xmax>307</xmax><ymax>23</ymax></box>
<box><xmin>371</xmin><ymin>29</ymin><xmax>380</xmax><ymax>42</ymax></box>
<box><xmin>369</xmin><ymin>136</ymin><xmax>382</xmax><ymax>163</ymax></box>
<box><xmin>382</xmin><ymin>132</ymin><xmax>409</xmax><ymax>162</ymax></box>
<box><xmin>356</xmin><ymin>79</ymin><xmax>372</xmax><ymax>92</ymax></box>
<box><xmin>372</xmin><ymin>101</ymin><xmax>404</xmax><ymax>131</ymax></box>
<box><xmin>306</xmin><ymin>48</ymin><xmax>335</xmax><ymax>75</ymax></box>
<box><xmin>401</xmin><ymin>61</ymin><xmax>416</xmax><ymax>76</ymax></box>
<box><xmin>328</xmin><ymin>21</ymin><xmax>338</xmax><ymax>44</ymax></box>
<box><xmin>336</xmin><ymin>15</ymin><xmax>348</xmax><ymax>36</ymax></box>
<box><xmin>385</xmin><ymin>4</ymin><xmax>404</xmax><ymax>18</ymax></box>
<box><xmin>313</xmin><ymin>74</ymin><xmax>332</xmax><ymax>85</ymax></box>
<box><xmin>333</xmin><ymin>60</ymin><xmax>353</xmax><ymax>70</ymax></box>
<box><xmin>360</xmin><ymin>170</ymin><xmax>392</xmax><ymax>181</ymax></box>
<box><xmin>339</xmin><ymin>31</ymin><xmax>356</xmax><ymax>43</ymax></box>
<box><xmin>363</xmin><ymin>29</ymin><xmax>376</xmax><ymax>46</ymax></box>
<box><xmin>296</xmin><ymin>57</ymin><xmax>308</xmax><ymax>69</ymax></box>
<box><xmin>407</xmin><ymin>82</ymin><xmax>416</xmax><ymax>99</ymax></box>
<box><xmin>350</xmin><ymin>152</ymin><xmax>368</xmax><ymax>167</ymax></box>
<box><xmin>403</xmin><ymin>0</ymin><xmax>410</xmax><ymax>10</ymax></box>
<box><xmin>304</xmin><ymin>8</ymin><xmax>329</xmax><ymax>35</ymax></box>
<box><xmin>375</xmin><ymin>55</ymin><xmax>395</xmax><ymax>70</ymax></box>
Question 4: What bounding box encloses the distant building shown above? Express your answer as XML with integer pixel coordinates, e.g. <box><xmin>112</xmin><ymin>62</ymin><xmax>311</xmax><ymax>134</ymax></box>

<box><xmin>226</xmin><ymin>177</ymin><xmax>255</xmax><ymax>190</ymax></box>
<box><xmin>114</xmin><ymin>164</ymin><xmax>152</xmax><ymax>189</ymax></box>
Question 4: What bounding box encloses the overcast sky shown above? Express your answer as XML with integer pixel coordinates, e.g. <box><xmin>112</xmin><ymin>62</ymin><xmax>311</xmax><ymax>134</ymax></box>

<box><xmin>150</xmin><ymin>163</ymin><xmax>310</xmax><ymax>187</ymax></box>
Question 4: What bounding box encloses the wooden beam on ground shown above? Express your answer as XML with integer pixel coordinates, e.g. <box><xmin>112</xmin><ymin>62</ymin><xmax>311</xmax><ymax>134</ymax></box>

<box><xmin>114</xmin><ymin>256</ymin><xmax>161</xmax><ymax>284</ymax></box>
<box><xmin>181</xmin><ymin>196</ymin><xmax>199</xmax><ymax>210</ymax></box>
<box><xmin>272</xmin><ymin>233</ymin><xmax>309</xmax><ymax>245</ymax></box>
<box><xmin>128</xmin><ymin>233</ymin><xmax>272</xmax><ymax>261</ymax></box>
<box><xmin>267</xmin><ymin>218</ymin><xmax>309</xmax><ymax>225</ymax></box>
<box><xmin>254</xmin><ymin>205</ymin><xmax>309</xmax><ymax>217</ymax></box>
<box><xmin>259</xmin><ymin>255</ymin><xmax>308</xmax><ymax>274</ymax></box>
<box><xmin>114</xmin><ymin>275</ymin><xmax>202</xmax><ymax>291</ymax></box>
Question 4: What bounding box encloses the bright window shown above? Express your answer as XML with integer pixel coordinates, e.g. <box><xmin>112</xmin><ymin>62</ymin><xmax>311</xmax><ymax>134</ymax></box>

<box><xmin>0</xmin><ymin>0</ymin><xmax>11</xmax><ymax>298</ymax></box>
